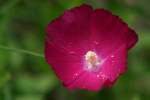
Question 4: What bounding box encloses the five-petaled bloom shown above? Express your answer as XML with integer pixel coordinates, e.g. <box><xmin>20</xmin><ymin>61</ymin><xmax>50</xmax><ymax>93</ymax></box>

<box><xmin>45</xmin><ymin>4</ymin><xmax>138</xmax><ymax>91</ymax></box>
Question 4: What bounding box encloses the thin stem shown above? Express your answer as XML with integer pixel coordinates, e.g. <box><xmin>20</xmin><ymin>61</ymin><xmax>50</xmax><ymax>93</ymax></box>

<box><xmin>0</xmin><ymin>45</ymin><xmax>44</xmax><ymax>58</ymax></box>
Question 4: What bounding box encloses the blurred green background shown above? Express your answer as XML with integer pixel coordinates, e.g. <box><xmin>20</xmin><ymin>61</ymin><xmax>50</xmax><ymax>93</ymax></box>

<box><xmin>0</xmin><ymin>0</ymin><xmax>150</xmax><ymax>100</ymax></box>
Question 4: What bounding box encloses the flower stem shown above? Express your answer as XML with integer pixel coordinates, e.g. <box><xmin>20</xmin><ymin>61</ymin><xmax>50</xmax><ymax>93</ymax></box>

<box><xmin>0</xmin><ymin>45</ymin><xmax>44</xmax><ymax>58</ymax></box>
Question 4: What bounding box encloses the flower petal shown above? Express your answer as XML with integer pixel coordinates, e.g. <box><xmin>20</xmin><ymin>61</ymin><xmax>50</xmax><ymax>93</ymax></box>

<box><xmin>46</xmin><ymin>4</ymin><xmax>93</xmax><ymax>56</ymax></box>
<box><xmin>45</xmin><ymin>41</ymin><xmax>83</xmax><ymax>84</ymax></box>
<box><xmin>127</xmin><ymin>29</ymin><xmax>138</xmax><ymax>49</ymax></box>
<box><xmin>90</xmin><ymin>9</ymin><xmax>136</xmax><ymax>58</ymax></box>
<box><xmin>99</xmin><ymin>44</ymin><xmax>127</xmax><ymax>87</ymax></box>
<box><xmin>65</xmin><ymin>71</ymin><xmax>106</xmax><ymax>91</ymax></box>
<box><xmin>45</xmin><ymin>4</ymin><xmax>95</xmax><ymax>85</ymax></box>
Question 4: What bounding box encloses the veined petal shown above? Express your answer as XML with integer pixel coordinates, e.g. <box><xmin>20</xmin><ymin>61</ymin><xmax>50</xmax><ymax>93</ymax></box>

<box><xmin>45</xmin><ymin>41</ymin><xmax>83</xmax><ymax>83</ymax></box>
<box><xmin>46</xmin><ymin>4</ymin><xmax>93</xmax><ymax>56</ymax></box>
<box><xmin>99</xmin><ymin>44</ymin><xmax>127</xmax><ymax>87</ymax></box>
<box><xmin>65</xmin><ymin>71</ymin><xmax>106</xmax><ymax>91</ymax></box>
<box><xmin>127</xmin><ymin>29</ymin><xmax>138</xmax><ymax>49</ymax></box>
<box><xmin>45</xmin><ymin>4</ymin><xmax>93</xmax><ymax>85</ymax></box>
<box><xmin>90</xmin><ymin>9</ymin><xmax>129</xmax><ymax>58</ymax></box>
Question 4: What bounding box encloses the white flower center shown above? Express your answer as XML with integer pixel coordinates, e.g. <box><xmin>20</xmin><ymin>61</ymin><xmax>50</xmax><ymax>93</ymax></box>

<box><xmin>85</xmin><ymin>51</ymin><xmax>100</xmax><ymax>70</ymax></box>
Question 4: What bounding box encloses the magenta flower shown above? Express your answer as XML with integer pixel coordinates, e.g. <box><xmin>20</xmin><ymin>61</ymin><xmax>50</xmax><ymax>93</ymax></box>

<box><xmin>45</xmin><ymin>4</ymin><xmax>138</xmax><ymax>91</ymax></box>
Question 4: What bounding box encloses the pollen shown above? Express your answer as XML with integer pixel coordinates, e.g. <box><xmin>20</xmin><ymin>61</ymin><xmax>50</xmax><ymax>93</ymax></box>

<box><xmin>85</xmin><ymin>51</ymin><xmax>100</xmax><ymax>70</ymax></box>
